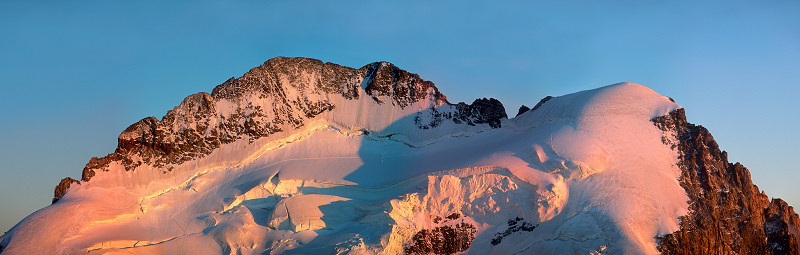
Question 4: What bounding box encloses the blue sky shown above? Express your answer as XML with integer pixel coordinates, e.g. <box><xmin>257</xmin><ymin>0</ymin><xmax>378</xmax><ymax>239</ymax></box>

<box><xmin>0</xmin><ymin>0</ymin><xmax>798</xmax><ymax>232</ymax></box>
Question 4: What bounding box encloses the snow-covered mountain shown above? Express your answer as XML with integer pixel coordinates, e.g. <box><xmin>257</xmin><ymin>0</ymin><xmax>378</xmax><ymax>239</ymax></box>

<box><xmin>1</xmin><ymin>57</ymin><xmax>797</xmax><ymax>254</ymax></box>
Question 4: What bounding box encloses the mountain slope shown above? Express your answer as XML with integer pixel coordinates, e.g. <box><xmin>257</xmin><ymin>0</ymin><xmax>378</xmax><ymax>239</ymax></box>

<box><xmin>0</xmin><ymin>57</ymin><xmax>797</xmax><ymax>255</ymax></box>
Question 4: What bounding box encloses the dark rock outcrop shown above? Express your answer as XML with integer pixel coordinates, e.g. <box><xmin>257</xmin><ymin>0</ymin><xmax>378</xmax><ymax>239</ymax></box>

<box><xmin>653</xmin><ymin>108</ymin><xmax>800</xmax><ymax>255</ymax></box>
<box><xmin>516</xmin><ymin>105</ymin><xmax>530</xmax><ymax>117</ymax></box>
<box><xmin>51</xmin><ymin>57</ymin><xmax>506</xmax><ymax>203</ymax></box>
<box><xmin>412</xmin><ymin>97</ymin><xmax>507</xmax><ymax>130</ymax></box>
<box><xmin>405</xmin><ymin>213</ymin><xmax>477</xmax><ymax>255</ymax></box>
<box><xmin>491</xmin><ymin>217</ymin><xmax>537</xmax><ymax>245</ymax></box>
<box><xmin>451</xmin><ymin>98</ymin><xmax>507</xmax><ymax>128</ymax></box>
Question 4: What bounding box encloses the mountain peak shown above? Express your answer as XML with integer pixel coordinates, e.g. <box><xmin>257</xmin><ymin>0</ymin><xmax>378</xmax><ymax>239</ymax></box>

<box><xmin>211</xmin><ymin>57</ymin><xmax>447</xmax><ymax>106</ymax></box>
<box><xmin>53</xmin><ymin>57</ymin><xmax>503</xmax><ymax>203</ymax></box>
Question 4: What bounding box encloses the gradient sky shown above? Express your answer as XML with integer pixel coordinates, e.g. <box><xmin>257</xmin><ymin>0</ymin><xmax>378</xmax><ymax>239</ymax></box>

<box><xmin>1</xmin><ymin>1</ymin><xmax>798</xmax><ymax>233</ymax></box>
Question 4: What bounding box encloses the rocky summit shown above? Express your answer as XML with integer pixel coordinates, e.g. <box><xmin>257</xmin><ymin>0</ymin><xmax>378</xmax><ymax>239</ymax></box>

<box><xmin>1</xmin><ymin>57</ymin><xmax>797</xmax><ymax>255</ymax></box>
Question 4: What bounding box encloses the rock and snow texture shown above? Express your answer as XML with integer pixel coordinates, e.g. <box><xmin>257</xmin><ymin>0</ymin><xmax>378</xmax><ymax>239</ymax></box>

<box><xmin>0</xmin><ymin>57</ymin><xmax>797</xmax><ymax>255</ymax></box>
<box><xmin>653</xmin><ymin>109</ymin><xmax>800</xmax><ymax>254</ymax></box>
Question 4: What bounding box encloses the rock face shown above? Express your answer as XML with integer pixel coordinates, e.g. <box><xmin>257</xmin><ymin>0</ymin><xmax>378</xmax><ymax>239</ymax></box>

<box><xmin>516</xmin><ymin>105</ymin><xmax>530</xmax><ymax>117</ymax></box>
<box><xmin>51</xmin><ymin>57</ymin><xmax>506</xmax><ymax>203</ymax></box>
<box><xmin>52</xmin><ymin>177</ymin><xmax>79</xmax><ymax>203</ymax></box>
<box><xmin>405</xmin><ymin>213</ymin><xmax>477</xmax><ymax>255</ymax></box>
<box><xmin>653</xmin><ymin>108</ymin><xmax>800</xmax><ymax>255</ymax></box>
<box><xmin>766</xmin><ymin>199</ymin><xmax>800</xmax><ymax>254</ymax></box>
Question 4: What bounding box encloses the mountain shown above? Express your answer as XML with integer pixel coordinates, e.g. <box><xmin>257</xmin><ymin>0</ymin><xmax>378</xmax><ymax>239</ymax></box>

<box><xmin>1</xmin><ymin>57</ymin><xmax>797</xmax><ymax>254</ymax></box>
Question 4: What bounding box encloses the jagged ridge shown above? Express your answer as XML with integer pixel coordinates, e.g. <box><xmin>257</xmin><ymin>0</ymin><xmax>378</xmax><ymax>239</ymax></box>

<box><xmin>53</xmin><ymin>57</ymin><xmax>506</xmax><ymax>203</ymax></box>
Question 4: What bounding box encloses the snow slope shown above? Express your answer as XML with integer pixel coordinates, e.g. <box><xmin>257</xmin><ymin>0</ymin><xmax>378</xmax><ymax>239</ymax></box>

<box><xmin>0</xmin><ymin>81</ymin><xmax>686</xmax><ymax>255</ymax></box>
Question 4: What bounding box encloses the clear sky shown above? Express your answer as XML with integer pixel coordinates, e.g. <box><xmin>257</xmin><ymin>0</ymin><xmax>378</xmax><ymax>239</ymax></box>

<box><xmin>0</xmin><ymin>0</ymin><xmax>798</xmax><ymax>233</ymax></box>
